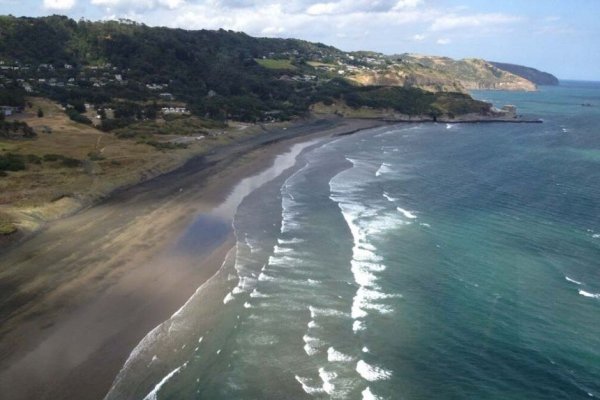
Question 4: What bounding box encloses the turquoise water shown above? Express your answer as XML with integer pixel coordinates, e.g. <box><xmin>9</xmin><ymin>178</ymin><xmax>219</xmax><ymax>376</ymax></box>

<box><xmin>107</xmin><ymin>81</ymin><xmax>600</xmax><ymax>399</ymax></box>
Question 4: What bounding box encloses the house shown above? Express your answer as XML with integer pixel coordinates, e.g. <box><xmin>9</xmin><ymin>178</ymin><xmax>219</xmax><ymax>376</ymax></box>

<box><xmin>161</xmin><ymin>107</ymin><xmax>188</xmax><ymax>114</ymax></box>
<box><xmin>159</xmin><ymin>93</ymin><xmax>174</xmax><ymax>100</ymax></box>
<box><xmin>1</xmin><ymin>106</ymin><xmax>21</xmax><ymax>116</ymax></box>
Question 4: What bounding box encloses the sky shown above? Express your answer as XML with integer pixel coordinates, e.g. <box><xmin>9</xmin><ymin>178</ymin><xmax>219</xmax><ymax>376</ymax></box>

<box><xmin>1</xmin><ymin>0</ymin><xmax>599</xmax><ymax>80</ymax></box>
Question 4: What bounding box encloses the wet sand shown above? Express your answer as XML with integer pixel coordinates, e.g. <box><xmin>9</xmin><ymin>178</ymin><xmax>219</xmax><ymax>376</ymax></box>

<box><xmin>0</xmin><ymin>117</ymin><xmax>386</xmax><ymax>400</ymax></box>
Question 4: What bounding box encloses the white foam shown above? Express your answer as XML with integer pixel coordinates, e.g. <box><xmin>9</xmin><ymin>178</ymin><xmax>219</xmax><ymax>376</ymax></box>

<box><xmin>243</xmin><ymin>302</ymin><xmax>252</xmax><ymax>308</ymax></box>
<box><xmin>198</xmin><ymin>336</ymin><xmax>203</xmax><ymax>343</ymax></box>
<box><xmin>383</xmin><ymin>192</ymin><xmax>397</xmax><ymax>202</ymax></box>
<box><xmin>309</xmin><ymin>306</ymin><xmax>348</xmax><ymax>318</ymax></box>
<box><xmin>303</xmin><ymin>334</ymin><xmax>321</xmax><ymax>355</ymax></box>
<box><xmin>565</xmin><ymin>276</ymin><xmax>582</xmax><ymax>285</ymax></box>
<box><xmin>351</xmin><ymin>260</ymin><xmax>379</xmax><ymax>288</ymax></box>
<box><xmin>273</xmin><ymin>245</ymin><xmax>294</xmax><ymax>254</ymax></box>
<box><xmin>353</xmin><ymin>320</ymin><xmax>366</xmax><ymax>332</ymax></box>
<box><xmin>446</xmin><ymin>123</ymin><xmax>453</xmax><ymax>130</ymax></box>
<box><xmin>592</xmin><ymin>234</ymin><xmax>600</xmax><ymax>239</ymax></box>
<box><xmin>250</xmin><ymin>289</ymin><xmax>269</xmax><ymax>298</ymax></box>
<box><xmin>223</xmin><ymin>292</ymin><xmax>235</xmax><ymax>304</ymax></box>
<box><xmin>362</xmin><ymin>347</ymin><xmax>369</xmax><ymax>353</ymax></box>
<box><xmin>327</xmin><ymin>347</ymin><xmax>354</xmax><ymax>362</ymax></box>
<box><xmin>397</xmin><ymin>207</ymin><xmax>417</xmax><ymax>219</ymax></box>
<box><xmin>278</xmin><ymin>237</ymin><xmax>304</xmax><ymax>244</ymax></box>
<box><xmin>375</xmin><ymin>163</ymin><xmax>392</xmax><ymax>177</ymax></box>
<box><xmin>579</xmin><ymin>290</ymin><xmax>600</xmax><ymax>299</ymax></box>
<box><xmin>318</xmin><ymin>368</ymin><xmax>338</xmax><ymax>395</ymax></box>
<box><xmin>308</xmin><ymin>320</ymin><xmax>318</xmax><ymax>329</ymax></box>
<box><xmin>143</xmin><ymin>366</ymin><xmax>181</xmax><ymax>400</ymax></box>
<box><xmin>352</xmin><ymin>286</ymin><xmax>398</xmax><ymax>318</ymax></box>
<box><xmin>258</xmin><ymin>272</ymin><xmax>274</xmax><ymax>281</ymax></box>
<box><xmin>295</xmin><ymin>375</ymin><xmax>324</xmax><ymax>395</ymax></box>
<box><xmin>268</xmin><ymin>255</ymin><xmax>298</xmax><ymax>266</ymax></box>
<box><xmin>356</xmin><ymin>360</ymin><xmax>392</xmax><ymax>382</ymax></box>
<box><xmin>307</xmin><ymin>279</ymin><xmax>321</xmax><ymax>286</ymax></box>
<box><xmin>362</xmin><ymin>386</ymin><xmax>383</xmax><ymax>400</ymax></box>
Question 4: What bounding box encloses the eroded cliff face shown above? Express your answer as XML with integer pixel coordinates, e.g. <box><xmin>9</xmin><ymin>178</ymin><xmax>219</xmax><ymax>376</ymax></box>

<box><xmin>346</xmin><ymin>55</ymin><xmax>537</xmax><ymax>93</ymax></box>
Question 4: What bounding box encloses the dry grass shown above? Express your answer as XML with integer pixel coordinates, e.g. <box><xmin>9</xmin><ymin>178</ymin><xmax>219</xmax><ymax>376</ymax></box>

<box><xmin>0</xmin><ymin>97</ymin><xmax>262</xmax><ymax>235</ymax></box>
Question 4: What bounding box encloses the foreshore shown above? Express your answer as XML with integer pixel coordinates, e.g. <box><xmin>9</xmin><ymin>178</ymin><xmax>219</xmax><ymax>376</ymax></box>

<box><xmin>0</xmin><ymin>117</ymin><xmax>386</xmax><ymax>400</ymax></box>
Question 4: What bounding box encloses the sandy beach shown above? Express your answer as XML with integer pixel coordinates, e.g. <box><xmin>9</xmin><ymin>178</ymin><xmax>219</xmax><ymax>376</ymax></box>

<box><xmin>0</xmin><ymin>117</ymin><xmax>386</xmax><ymax>400</ymax></box>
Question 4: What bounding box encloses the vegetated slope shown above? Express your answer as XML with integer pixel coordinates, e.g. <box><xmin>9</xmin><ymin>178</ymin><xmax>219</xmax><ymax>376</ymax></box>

<box><xmin>489</xmin><ymin>61</ymin><xmax>559</xmax><ymax>85</ymax></box>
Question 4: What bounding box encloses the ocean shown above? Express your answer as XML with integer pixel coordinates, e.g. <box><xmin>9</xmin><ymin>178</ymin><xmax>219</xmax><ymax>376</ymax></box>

<box><xmin>106</xmin><ymin>81</ymin><xmax>600</xmax><ymax>400</ymax></box>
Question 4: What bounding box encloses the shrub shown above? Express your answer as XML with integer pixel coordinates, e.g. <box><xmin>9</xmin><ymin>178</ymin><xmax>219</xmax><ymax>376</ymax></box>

<box><xmin>43</xmin><ymin>153</ymin><xmax>63</xmax><ymax>162</ymax></box>
<box><xmin>145</xmin><ymin>140</ymin><xmax>188</xmax><ymax>150</ymax></box>
<box><xmin>27</xmin><ymin>154</ymin><xmax>42</xmax><ymax>164</ymax></box>
<box><xmin>61</xmin><ymin>157</ymin><xmax>82</xmax><ymax>168</ymax></box>
<box><xmin>0</xmin><ymin>153</ymin><xmax>26</xmax><ymax>171</ymax></box>
<box><xmin>88</xmin><ymin>151</ymin><xmax>105</xmax><ymax>161</ymax></box>
<box><xmin>67</xmin><ymin>109</ymin><xmax>93</xmax><ymax>125</ymax></box>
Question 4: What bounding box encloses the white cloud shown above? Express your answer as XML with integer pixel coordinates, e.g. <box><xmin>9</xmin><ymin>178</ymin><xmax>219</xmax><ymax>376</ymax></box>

<box><xmin>43</xmin><ymin>0</ymin><xmax>76</xmax><ymax>9</ymax></box>
<box><xmin>305</xmin><ymin>0</ymin><xmax>420</xmax><ymax>16</ymax></box>
<box><xmin>306</xmin><ymin>2</ymin><xmax>338</xmax><ymax>16</ymax></box>
<box><xmin>90</xmin><ymin>0</ymin><xmax>185</xmax><ymax>10</ymax></box>
<box><xmin>392</xmin><ymin>0</ymin><xmax>422</xmax><ymax>10</ymax></box>
<box><xmin>430</xmin><ymin>13</ymin><xmax>521</xmax><ymax>31</ymax></box>
<box><xmin>436</xmin><ymin>37</ymin><xmax>450</xmax><ymax>45</ymax></box>
<box><xmin>412</xmin><ymin>33</ymin><xmax>426</xmax><ymax>41</ymax></box>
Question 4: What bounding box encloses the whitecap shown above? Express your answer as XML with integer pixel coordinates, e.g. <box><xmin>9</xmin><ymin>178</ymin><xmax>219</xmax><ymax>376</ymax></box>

<box><xmin>362</xmin><ymin>347</ymin><xmax>369</xmax><ymax>353</ymax></box>
<box><xmin>362</xmin><ymin>386</ymin><xmax>383</xmax><ymax>400</ymax></box>
<box><xmin>143</xmin><ymin>366</ymin><xmax>182</xmax><ymax>400</ymax></box>
<box><xmin>327</xmin><ymin>347</ymin><xmax>354</xmax><ymax>362</ymax></box>
<box><xmin>278</xmin><ymin>237</ymin><xmax>304</xmax><ymax>245</ymax></box>
<box><xmin>250</xmin><ymin>289</ymin><xmax>269</xmax><ymax>298</ymax></box>
<box><xmin>243</xmin><ymin>302</ymin><xmax>252</xmax><ymax>308</ymax></box>
<box><xmin>223</xmin><ymin>292</ymin><xmax>235</xmax><ymax>304</ymax></box>
<box><xmin>383</xmin><ymin>192</ymin><xmax>398</xmax><ymax>202</ymax></box>
<box><xmin>592</xmin><ymin>234</ymin><xmax>600</xmax><ymax>239</ymax></box>
<box><xmin>565</xmin><ymin>276</ymin><xmax>582</xmax><ymax>285</ymax></box>
<box><xmin>579</xmin><ymin>290</ymin><xmax>600</xmax><ymax>299</ymax></box>
<box><xmin>375</xmin><ymin>163</ymin><xmax>392</xmax><ymax>177</ymax></box>
<box><xmin>258</xmin><ymin>272</ymin><xmax>274</xmax><ymax>281</ymax></box>
<box><xmin>356</xmin><ymin>360</ymin><xmax>392</xmax><ymax>381</ymax></box>
<box><xmin>295</xmin><ymin>375</ymin><xmax>324</xmax><ymax>395</ymax></box>
<box><xmin>273</xmin><ymin>245</ymin><xmax>294</xmax><ymax>254</ymax></box>
<box><xmin>397</xmin><ymin>207</ymin><xmax>417</xmax><ymax>219</ymax></box>
<box><xmin>318</xmin><ymin>368</ymin><xmax>338</xmax><ymax>395</ymax></box>
<box><xmin>308</xmin><ymin>320</ymin><xmax>318</xmax><ymax>328</ymax></box>
<box><xmin>353</xmin><ymin>320</ymin><xmax>366</xmax><ymax>332</ymax></box>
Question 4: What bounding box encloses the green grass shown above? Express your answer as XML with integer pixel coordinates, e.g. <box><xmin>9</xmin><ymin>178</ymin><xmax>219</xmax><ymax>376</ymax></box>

<box><xmin>255</xmin><ymin>58</ymin><xmax>297</xmax><ymax>70</ymax></box>
<box><xmin>0</xmin><ymin>221</ymin><xmax>17</xmax><ymax>235</ymax></box>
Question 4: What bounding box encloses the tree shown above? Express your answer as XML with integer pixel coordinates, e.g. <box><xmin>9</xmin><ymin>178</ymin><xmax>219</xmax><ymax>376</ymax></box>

<box><xmin>37</xmin><ymin>108</ymin><xmax>44</xmax><ymax>118</ymax></box>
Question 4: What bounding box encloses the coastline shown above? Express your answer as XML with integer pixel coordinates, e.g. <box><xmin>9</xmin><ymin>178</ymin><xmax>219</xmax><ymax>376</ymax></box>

<box><xmin>0</xmin><ymin>117</ymin><xmax>385</xmax><ymax>400</ymax></box>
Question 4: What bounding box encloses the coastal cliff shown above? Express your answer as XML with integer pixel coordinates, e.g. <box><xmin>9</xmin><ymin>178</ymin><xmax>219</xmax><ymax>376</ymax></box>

<box><xmin>346</xmin><ymin>55</ymin><xmax>538</xmax><ymax>92</ymax></box>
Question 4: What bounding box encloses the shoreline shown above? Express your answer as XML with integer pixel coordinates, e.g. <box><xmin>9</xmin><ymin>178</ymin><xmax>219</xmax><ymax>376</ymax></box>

<box><xmin>0</xmin><ymin>117</ymin><xmax>385</xmax><ymax>400</ymax></box>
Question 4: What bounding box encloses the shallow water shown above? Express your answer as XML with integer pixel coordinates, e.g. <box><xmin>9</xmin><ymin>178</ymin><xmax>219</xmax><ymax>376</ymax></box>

<box><xmin>107</xmin><ymin>81</ymin><xmax>600</xmax><ymax>399</ymax></box>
